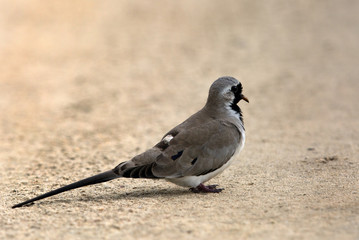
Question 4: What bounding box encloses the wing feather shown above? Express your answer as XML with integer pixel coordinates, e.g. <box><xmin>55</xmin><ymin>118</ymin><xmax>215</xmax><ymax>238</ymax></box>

<box><xmin>152</xmin><ymin>120</ymin><xmax>241</xmax><ymax>178</ymax></box>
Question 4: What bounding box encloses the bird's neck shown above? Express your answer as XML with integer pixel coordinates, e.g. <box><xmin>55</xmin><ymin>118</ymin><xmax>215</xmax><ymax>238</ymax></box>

<box><xmin>203</xmin><ymin>103</ymin><xmax>245</xmax><ymax>131</ymax></box>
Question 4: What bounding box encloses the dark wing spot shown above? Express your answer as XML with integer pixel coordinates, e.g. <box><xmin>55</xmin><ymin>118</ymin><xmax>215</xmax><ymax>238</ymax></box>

<box><xmin>191</xmin><ymin>158</ymin><xmax>198</xmax><ymax>165</ymax></box>
<box><xmin>167</xmin><ymin>130</ymin><xmax>179</xmax><ymax>138</ymax></box>
<box><xmin>171</xmin><ymin>150</ymin><xmax>183</xmax><ymax>160</ymax></box>
<box><xmin>155</xmin><ymin>140</ymin><xmax>169</xmax><ymax>150</ymax></box>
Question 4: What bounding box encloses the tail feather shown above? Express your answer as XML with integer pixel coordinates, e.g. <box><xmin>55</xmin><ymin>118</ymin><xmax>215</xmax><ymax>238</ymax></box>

<box><xmin>12</xmin><ymin>170</ymin><xmax>119</xmax><ymax>208</ymax></box>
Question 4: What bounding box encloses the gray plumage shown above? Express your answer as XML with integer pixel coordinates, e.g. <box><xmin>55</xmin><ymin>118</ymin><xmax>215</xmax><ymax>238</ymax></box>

<box><xmin>12</xmin><ymin>76</ymin><xmax>248</xmax><ymax>208</ymax></box>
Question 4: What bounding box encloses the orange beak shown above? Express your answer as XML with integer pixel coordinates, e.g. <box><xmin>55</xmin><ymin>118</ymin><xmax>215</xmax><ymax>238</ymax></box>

<box><xmin>241</xmin><ymin>94</ymin><xmax>249</xmax><ymax>103</ymax></box>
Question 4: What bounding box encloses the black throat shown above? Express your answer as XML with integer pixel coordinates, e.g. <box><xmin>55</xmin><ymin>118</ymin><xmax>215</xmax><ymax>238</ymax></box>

<box><xmin>230</xmin><ymin>83</ymin><xmax>244</xmax><ymax>124</ymax></box>
<box><xmin>230</xmin><ymin>101</ymin><xmax>244</xmax><ymax>123</ymax></box>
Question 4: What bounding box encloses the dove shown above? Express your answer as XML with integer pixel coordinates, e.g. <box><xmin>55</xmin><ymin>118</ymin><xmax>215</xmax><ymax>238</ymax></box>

<box><xmin>12</xmin><ymin>76</ymin><xmax>248</xmax><ymax>208</ymax></box>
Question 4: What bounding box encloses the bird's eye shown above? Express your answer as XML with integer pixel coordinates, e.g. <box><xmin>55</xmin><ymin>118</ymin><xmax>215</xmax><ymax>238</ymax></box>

<box><xmin>231</xmin><ymin>86</ymin><xmax>238</xmax><ymax>93</ymax></box>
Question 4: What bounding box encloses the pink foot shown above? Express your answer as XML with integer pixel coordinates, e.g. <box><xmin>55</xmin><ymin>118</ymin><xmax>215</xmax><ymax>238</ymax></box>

<box><xmin>190</xmin><ymin>183</ymin><xmax>224</xmax><ymax>193</ymax></box>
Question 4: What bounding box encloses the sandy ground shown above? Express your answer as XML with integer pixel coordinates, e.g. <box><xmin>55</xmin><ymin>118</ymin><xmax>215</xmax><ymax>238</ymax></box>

<box><xmin>1</xmin><ymin>1</ymin><xmax>358</xmax><ymax>239</ymax></box>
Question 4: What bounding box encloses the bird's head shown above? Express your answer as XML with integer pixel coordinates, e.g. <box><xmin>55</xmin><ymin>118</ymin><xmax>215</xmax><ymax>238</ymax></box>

<box><xmin>206</xmin><ymin>76</ymin><xmax>249</xmax><ymax>111</ymax></box>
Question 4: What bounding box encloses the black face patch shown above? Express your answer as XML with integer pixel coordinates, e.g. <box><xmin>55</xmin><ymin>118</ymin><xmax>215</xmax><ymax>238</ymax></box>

<box><xmin>191</xmin><ymin>157</ymin><xmax>198</xmax><ymax>165</ymax></box>
<box><xmin>230</xmin><ymin>83</ymin><xmax>244</xmax><ymax>122</ymax></box>
<box><xmin>171</xmin><ymin>150</ymin><xmax>183</xmax><ymax>160</ymax></box>
<box><xmin>231</xmin><ymin>85</ymin><xmax>238</xmax><ymax>93</ymax></box>
<box><xmin>230</xmin><ymin>83</ymin><xmax>243</xmax><ymax>104</ymax></box>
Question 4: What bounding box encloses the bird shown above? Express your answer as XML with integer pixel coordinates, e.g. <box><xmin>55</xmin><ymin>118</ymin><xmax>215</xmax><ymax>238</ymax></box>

<box><xmin>12</xmin><ymin>76</ymin><xmax>249</xmax><ymax>208</ymax></box>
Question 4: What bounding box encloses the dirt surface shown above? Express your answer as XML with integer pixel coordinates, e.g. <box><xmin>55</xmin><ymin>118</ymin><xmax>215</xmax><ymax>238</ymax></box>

<box><xmin>1</xmin><ymin>1</ymin><xmax>358</xmax><ymax>239</ymax></box>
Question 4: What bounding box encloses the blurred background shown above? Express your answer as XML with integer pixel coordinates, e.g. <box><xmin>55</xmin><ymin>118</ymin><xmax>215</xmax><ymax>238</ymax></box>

<box><xmin>0</xmin><ymin>0</ymin><xmax>358</xmax><ymax>138</ymax></box>
<box><xmin>1</xmin><ymin>1</ymin><xmax>358</xmax><ymax>239</ymax></box>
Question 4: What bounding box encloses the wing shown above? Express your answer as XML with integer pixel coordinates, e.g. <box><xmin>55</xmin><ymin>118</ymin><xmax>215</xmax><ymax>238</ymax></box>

<box><xmin>152</xmin><ymin>120</ymin><xmax>241</xmax><ymax>178</ymax></box>
<box><xmin>114</xmin><ymin>116</ymin><xmax>241</xmax><ymax>179</ymax></box>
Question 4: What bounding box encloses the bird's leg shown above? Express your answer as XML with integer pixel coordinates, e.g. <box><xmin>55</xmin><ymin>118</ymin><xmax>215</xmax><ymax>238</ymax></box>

<box><xmin>190</xmin><ymin>183</ymin><xmax>223</xmax><ymax>193</ymax></box>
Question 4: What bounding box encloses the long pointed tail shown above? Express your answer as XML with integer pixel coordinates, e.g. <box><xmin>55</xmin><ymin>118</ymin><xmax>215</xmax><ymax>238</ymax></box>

<box><xmin>12</xmin><ymin>170</ymin><xmax>119</xmax><ymax>208</ymax></box>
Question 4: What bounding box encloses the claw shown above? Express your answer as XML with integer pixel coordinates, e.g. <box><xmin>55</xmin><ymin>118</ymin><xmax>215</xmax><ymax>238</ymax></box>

<box><xmin>190</xmin><ymin>183</ymin><xmax>224</xmax><ymax>193</ymax></box>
